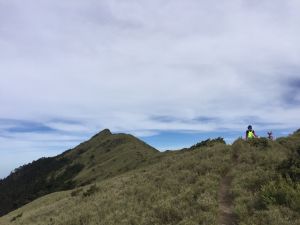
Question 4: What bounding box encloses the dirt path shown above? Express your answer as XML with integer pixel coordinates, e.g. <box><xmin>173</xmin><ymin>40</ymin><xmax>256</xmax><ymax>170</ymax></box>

<box><xmin>218</xmin><ymin>172</ymin><xmax>236</xmax><ymax>225</ymax></box>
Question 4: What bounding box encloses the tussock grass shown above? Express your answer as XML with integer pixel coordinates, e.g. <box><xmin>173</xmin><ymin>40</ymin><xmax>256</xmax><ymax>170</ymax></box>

<box><xmin>0</xmin><ymin>143</ymin><xmax>232</xmax><ymax>225</ymax></box>
<box><xmin>230</xmin><ymin>132</ymin><xmax>300</xmax><ymax>225</ymax></box>
<box><xmin>0</xmin><ymin>130</ymin><xmax>159</xmax><ymax>216</ymax></box>
<box><xmin>1</xmin><ymin>132</ymin><xmax>300</xmax><ymax>225</ymax></box>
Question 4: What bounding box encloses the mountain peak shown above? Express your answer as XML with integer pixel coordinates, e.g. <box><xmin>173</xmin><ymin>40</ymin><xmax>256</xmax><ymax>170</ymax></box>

<box><xmin>99</xmin><ymin>128</ymin><xmax>112</xmax><ymax>136</ymax></box>
<box><xmin>92</xmin><ymin>129</ymin><xmax>112</xmax><ymax>139</ymax></box>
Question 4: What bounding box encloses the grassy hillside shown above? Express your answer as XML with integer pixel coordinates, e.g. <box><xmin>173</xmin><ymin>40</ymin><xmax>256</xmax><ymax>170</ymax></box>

<box><xmin>0</xmin><ymin>129</ymin><xmax>158</xmax><ymax>216</ymax></box>
<box><xmin>0</xmin><ymin>130</ymin><xmax>299</xmax><ymax>225</ymax></box>
<box><xmin>230</xmin><ymin>130</ymin><xmax>300</xmax><ymax>225</ymax></box>
<box><xmin>0</xmin><ymin>140</ymin><xmax>231</xmax><ymax>225</ymax></box>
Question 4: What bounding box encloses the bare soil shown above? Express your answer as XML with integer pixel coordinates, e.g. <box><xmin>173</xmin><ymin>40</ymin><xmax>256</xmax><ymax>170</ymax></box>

<box><xmin>218</xmin><ymin>173</ymin><xmax>237</xmax><ymax>225</ymax></box>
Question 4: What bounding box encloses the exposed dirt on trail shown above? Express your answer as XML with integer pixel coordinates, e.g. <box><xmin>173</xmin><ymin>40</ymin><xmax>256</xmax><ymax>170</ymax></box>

<box><xmin>218</xmin><ymin>172</ymin><xmax>237</xmax><ymax>225</ymax></box>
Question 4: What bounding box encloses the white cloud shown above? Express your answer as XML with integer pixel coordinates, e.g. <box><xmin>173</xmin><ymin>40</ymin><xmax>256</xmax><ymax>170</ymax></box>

<box><xmin>1</xmin><ymin>0</ymin><xmax>300</xmax><ymax>177</ymax></box>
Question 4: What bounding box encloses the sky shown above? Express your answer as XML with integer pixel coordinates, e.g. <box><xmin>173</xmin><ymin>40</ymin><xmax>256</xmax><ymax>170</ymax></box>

<box><xmin>1</xmin><ymin>0</ymin><xmax>300</xmax><ymax>178</ymax></box>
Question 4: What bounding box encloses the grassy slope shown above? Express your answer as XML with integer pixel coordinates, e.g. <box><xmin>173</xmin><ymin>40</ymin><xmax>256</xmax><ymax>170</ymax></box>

<box><xmin>0</xmin><ymin>142</ymin><xmax>232</xmax><ymax>225</ymax></box>
<box><xmin>61</xmin><ymin>129</ymin><xmax>159</xmax><ymax>185</ymax></box>
<box><xmin>230</xmin><ymin>131</ymin><xmax>300</xmax><ymax>225</ymax></box>
<box><xmin>1</xmin><ymin>131</ymin><xmax>299</xmax><ymax>225</ymax></box>
<box><xmin>0</xmin><ymin>129</ymin><xmax>159</xmax><ymax>216</ymax></box>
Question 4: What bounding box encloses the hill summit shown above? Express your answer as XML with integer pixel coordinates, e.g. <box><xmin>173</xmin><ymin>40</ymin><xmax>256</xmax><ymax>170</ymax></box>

<box><xmin>90</xmin><ymin>128</ymin><xmax>112</xmax><ymax>139</ymax></box>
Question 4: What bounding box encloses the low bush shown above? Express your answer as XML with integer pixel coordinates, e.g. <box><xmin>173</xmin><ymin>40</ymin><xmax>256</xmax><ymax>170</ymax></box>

<box><xmin>247</xmin><ymin>137</ymin><xmax>270</xmax><ymax>149</ymax></box>
<box><xmin>278</xmin><ymin>152</ymin><xmax>300</xmax><ymax>182</ymax></box>
<box><xmin>258</xmin><ymin>178</ymin><xmax>300</xmax><ymax>211</ymax></box>
<box><xmin>71</xmin><ymin>188</ymin><xmax>83</xmax><ymax>197</ymax></box>
<box><xmin>190</xmin><ymin>138</ymin><xmax>225</xmax><ymax>150</ymax></box>
<box><xmin>10</xmin><ymin>213</ymin><xmax>22</xmax><ymax>222</ymax></box>
<box><xmin>83</xmin><ymin>184</ymin><xmax>99</xmax><ymax>197</ymax></box>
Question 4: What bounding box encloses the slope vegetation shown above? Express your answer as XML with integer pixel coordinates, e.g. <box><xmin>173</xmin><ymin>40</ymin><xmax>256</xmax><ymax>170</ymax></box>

<box><xmin>0</xmin><ymin>129</ymin><xmax>158</xmax><ymax>216</ymax></box>
<box><xmin>230</xmin><ymin>131</ymin><xmax>300</xmax><ymax>225</ymax></box>
<box><xmin>0</xmin><ymin>130</ymin><xmax>300</xmax><ymax>225</ymax></box>
<box><xmin>0</xmin><ymin>138</ymin><xmax>231</xmax><ymax>225</ymax></box>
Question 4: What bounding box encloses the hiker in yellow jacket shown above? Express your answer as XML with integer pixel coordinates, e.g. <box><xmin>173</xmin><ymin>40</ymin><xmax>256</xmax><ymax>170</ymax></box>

<box><xmin>246</xmin><ymin>125</ymin><xmax>257</xmax><ymax>140</ymax></box>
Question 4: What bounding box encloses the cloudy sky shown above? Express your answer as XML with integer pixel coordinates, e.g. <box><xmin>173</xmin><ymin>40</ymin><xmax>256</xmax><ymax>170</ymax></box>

<box><xmin>1</xmin><ymin>0</ymin><xmax>300</xmax><ymax>178</ymax></box>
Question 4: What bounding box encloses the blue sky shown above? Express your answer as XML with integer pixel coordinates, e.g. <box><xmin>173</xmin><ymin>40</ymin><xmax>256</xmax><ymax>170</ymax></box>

<box><xmin>1</xmin><ymin>0</ymin><xmax>300</xmax><ymax>178</ymax></box>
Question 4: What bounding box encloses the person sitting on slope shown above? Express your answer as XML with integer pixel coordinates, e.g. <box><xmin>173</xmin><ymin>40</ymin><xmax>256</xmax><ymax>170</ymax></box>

<box><xmin>246</xmin><ymin>125</ymin><xmax>257</xmax><ymax>140</ymax></box>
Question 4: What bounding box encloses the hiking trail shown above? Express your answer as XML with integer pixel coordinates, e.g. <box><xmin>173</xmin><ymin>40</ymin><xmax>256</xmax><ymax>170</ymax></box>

<box><xmin>218</xmin><ymin>171</ymin><xmax>236</xmax><ymax>225</ymax></box>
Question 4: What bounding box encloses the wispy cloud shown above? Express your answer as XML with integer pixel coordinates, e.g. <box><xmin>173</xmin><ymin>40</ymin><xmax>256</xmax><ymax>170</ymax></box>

<box><xmin>282</xmin><ymin>77</ymin><xmax>300</xmax><ymax>106</ymax></box>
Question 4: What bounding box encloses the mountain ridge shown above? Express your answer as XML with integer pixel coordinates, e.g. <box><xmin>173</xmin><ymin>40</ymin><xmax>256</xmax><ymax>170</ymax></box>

<box><xmin>0</xmin><ymin>129</ymin><xmax>299</xmax><ymax>225</ymax></box>
<box><xmin>0</xmin><ymin>129</ymin><xmax>159</xmax><ymax>216</ymax></box>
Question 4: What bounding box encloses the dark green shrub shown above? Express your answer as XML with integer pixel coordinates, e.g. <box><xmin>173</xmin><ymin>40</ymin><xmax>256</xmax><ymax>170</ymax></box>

<box><xmin>259</xmin><ymin>178</ymin><xmax>300</xmax><ymax>211</ymax></box>
<box><xmin>10</xmin><ymin>213</ymin><xmax>23</xmax><ymax>222</ymax></box>
<box><xmin>71</xmin><ymin>188</ymin><xmax>83</xmax><ymax>197</ymax></box>
<box><xmin>83</xmin><ymin>184</ymin><xmax>99</xmax><ymax>197</ymax></box>
<box><xmin>278</xmin><ymin>157</ymin><xmax>300</xmax><ymax>182</ymax></box>
<box><xmin>247</xmin><ymin>138</ymin><xmax>270</xmax><ymax>149</ymax></box>
<box><xmin>190</xmin><ymin>137</ymin><xmax>225</xmax><ymax>150</ymax></box>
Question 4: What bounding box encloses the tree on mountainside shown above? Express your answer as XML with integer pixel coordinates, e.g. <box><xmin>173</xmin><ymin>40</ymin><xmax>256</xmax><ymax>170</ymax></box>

<box><xmin>0</xmin><ymin>157</ymin><xmax>84</xmax><ymax>216</ymax></box>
